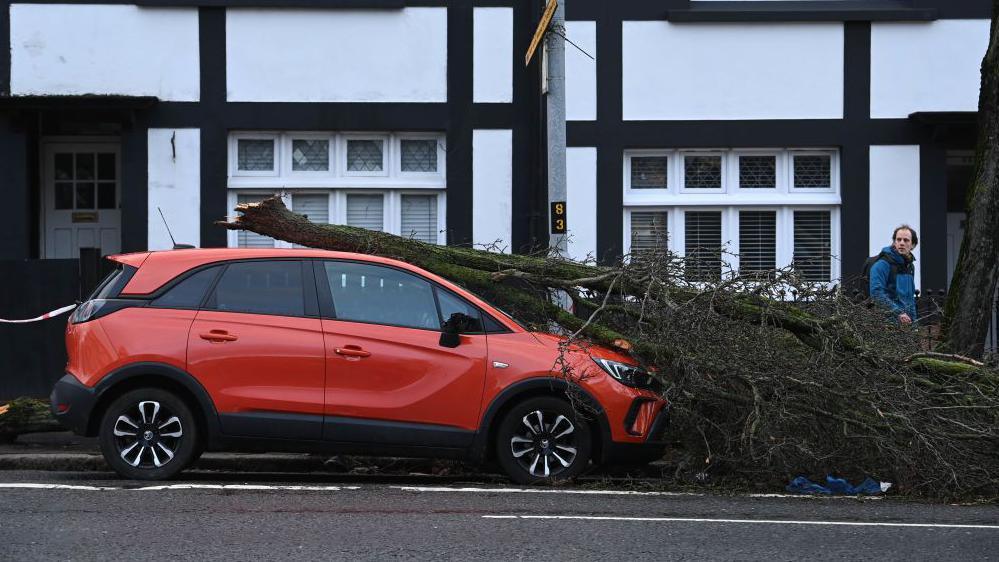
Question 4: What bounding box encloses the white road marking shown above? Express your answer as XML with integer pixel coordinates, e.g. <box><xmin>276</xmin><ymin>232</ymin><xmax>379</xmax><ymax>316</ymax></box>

<box><xmin>0</xmin><ymin>483</ymin><xmax>115</xmax><ymax>491</ymax></box>
<box><xmin>482</xmin><ymin>515</ymin><xmax>999</xmax><ymax>530</ymax></box>
<box><xmin>395</xmin><ymin>486</ymin><xmax>702</xmax><ymax>497</ymax></box>
<box><xmin>135</xmin><ymin>484</ymin><xmax>361</xmax><ymax>491</ymax></box>
<box><xmin>0</xmin><ymin>483</ymin><xmax>886</xmax><ymax>499</ymax></box>
<box><xmin>0</xmin><ymin>483</ymin><xmax>359</xmax><ymax>492</ymax></box>
<box><xmin>746</xmin><ymin>493</ymin><xmax>882</xmax><ymax>500</ymax></box>
<box><xmin>396</xmin><ymin>486</ymin><xmax>882</xmax><ymax>500</ymax></box>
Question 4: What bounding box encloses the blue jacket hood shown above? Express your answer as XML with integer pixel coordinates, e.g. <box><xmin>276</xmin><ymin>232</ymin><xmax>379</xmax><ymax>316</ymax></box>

<box><xmin>881</xmin><ymin>246</ymin><xmax>915</xmax><ymax>265</ymax></box>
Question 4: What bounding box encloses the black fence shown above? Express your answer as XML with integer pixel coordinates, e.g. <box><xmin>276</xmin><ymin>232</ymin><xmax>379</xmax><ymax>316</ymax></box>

<box><xmin>0</xmin><ymin>249</ymin><xmax>112</xmax><ymax>401</ymax></box>
<box><xmin>914</xmin><ymin>288</ymin><xmax>999</xmax><ymax>355</ymax></box>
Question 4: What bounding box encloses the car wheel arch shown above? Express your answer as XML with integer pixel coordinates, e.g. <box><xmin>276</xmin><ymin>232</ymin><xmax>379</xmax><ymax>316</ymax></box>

<box><xmin>472</xmin><ymin>378</ymin><xmax>610</xmax><ymax>464</ymax></box>
<box><xmin>87</xmin><ymin>363</ymin><xmax>220</xmax><ymax>445</ymax></box>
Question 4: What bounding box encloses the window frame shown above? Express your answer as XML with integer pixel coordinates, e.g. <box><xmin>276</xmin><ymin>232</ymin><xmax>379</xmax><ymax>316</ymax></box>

<box><xmin>788</xmin><ymin>150</ymin><xmax>838</xmax><ymax>194</ymax></box>
<box><xmin>679</xmin><ymin>151</ymin><xmax>727</xmax><ymax>194</ymax></box>
<box><xmin>148</xmin><ymin>264</ymin><xmax>224</xmax><ymax>311</ymax></box>
<box><xmin>731</xmin><ymin>150</ymin><xmax>784</xmax><ymax>193</ymax></box>
<box><xmin>623</xmin><ymin>207</ymin><xmax>677</xmax><ymax>258</ymax></box>
<box><xmin>202</xmin><ymin>259</ymin><xmax>319</xmax><ymax>319</ymax></box>
<box><xmin>732</xmin><ymin>207</ymin><xmax>780</xmax><ymax>274</ymax></box>
<box><xmin>230</xmin><ymin>133</ymin><xmax>280</xmax><ymax>177</ymax></box>
<box><xmin>285</xmin><ymin>133</ymin><xmax>335</xmax><ymax>177</ymax></box>
<box><xmin>624</xmin><ymin>149</ymin><xmax>673</xmax><ymax>196</ymax></box>
<box><xmin>679</xmin><ymin>207</ymin><xmax>728</xmax><ymax>282</ymax></box>
<box><xmin>342</xmin><ymin>190</ymin><xmax>389</xmax><ymax>233</ymax></box>
<box><xmin>227</xmin><ymin>189</ymin><xmax>447</xmax><ymax>247</ymax></box>
<box><xmin>395</xmin><ymin>133</ymin><xmax>445</xmax><ymax>179</ymax></box>
<box><xmin>788</xmin><ymin>206</ymin><xmax>840</xmax><ymax>282</ymax></box>
<box><xmin>227</xmin><ymin>131</ymin><xmax>446</xmax><ymax>189</ymax></box>
<box><xmin>624</xmin><ymin>205</ymin><xmax>841</xmax><ymax>283</ymax></box>
<box><xmin>342</xmin><ymin>133</ymin><xmax>390</xmax><ymax>178</ymax></box>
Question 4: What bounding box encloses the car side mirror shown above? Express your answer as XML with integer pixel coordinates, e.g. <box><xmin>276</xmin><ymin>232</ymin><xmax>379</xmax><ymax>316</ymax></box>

<box><xmin>439</xmin><ymin>312</ymin><xmax>477</xmax><ymax>348</ymax></box>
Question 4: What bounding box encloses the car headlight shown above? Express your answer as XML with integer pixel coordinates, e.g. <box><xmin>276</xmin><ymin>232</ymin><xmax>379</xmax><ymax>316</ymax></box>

<box><xmin>592</xmin><ymin>358</ymin><xmax>656</xmax><ymax>389</ymax></box>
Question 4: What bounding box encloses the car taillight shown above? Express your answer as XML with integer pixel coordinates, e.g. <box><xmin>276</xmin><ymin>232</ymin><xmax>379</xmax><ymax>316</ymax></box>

<box><xmin>69</xmin><ymin>299</ymin><xmax>138</xmax><ymax>324</ymax></box>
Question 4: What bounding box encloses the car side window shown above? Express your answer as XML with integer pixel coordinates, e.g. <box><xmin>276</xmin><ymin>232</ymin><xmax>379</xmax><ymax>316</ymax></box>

<box><xmin>150</xmin><ymin>267</ymin><xmax>220</xmax><ymax>309</ymax></box>
<box><xmin>209</xmin><ymin>261</ymin><xmax>305</xmax><ymax>317</ymax></box>
<box><xmin>435</xmin><ymin>288</ymin><xmax>483</xmax><ymax>333</ymax></box>
<box><xmin>324</xmin><ymin>261</ymin><xmax>439</xmax><ymax>330</ymax></box>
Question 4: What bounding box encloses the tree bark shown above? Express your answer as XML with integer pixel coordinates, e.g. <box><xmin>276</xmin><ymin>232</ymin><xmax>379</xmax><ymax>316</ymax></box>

<box><xmin>943</xmin><ymin>1</ymin><xmax>999</xmax><ymax>358</ymax></box>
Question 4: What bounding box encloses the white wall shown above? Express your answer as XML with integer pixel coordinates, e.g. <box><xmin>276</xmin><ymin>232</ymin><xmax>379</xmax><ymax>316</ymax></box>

<box><xmin>566</xmin><ymin>147</ymin><xmax>597</xmax><ymax>261</ymax></box>
<box><xmin>473</xmin><ymin>7</ymin><xmax>513</xmax><ymax>103</ymax></box>
<box><xmin>227</xmin><ymin>8</ymin><xmax>447</xmax><ymax>103</ymax></box>
<box><xmin>870</xmin><ymin>20</ymin><xmax>990</xmax><ymax>119</ymax></box>
<box><xmin>869</xmin><ymin>145</ymin><xmax>920</xmax><ymax>288</ymax></box>
<box><xmin>148</xmin><ymin>129</ymin><xmax>201</xmax><ymax>250</ymax></box>
<box><xmin>10</xmin><ymin>5</ymin><xmax>199</xmax><ymax>101</ymax></box>
<box><xmin>622</xmin><ymin>22</ymin><xmax>843</xmax><ymax>120</ymax></box>
<box><xmin>566</xmin><ymin>21</ymin><xmax>597</xmax><ymax>121</ymax></box>
<box><xmin>472</xmin><ymin>129</ymin><xmax>513</xmax><ymax>251</ymax></box>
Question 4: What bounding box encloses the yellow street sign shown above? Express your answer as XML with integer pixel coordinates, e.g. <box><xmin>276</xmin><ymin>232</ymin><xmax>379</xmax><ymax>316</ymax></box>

<box><xmin>525</xmin><ymin>0</ymin><xmax>557</xmax><ymax>67</ymax></box>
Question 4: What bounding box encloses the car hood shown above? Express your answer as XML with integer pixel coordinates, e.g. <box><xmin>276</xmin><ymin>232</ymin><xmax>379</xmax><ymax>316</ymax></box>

<box><xmin>528</xmin><ymin>331</ymin><xmax>638</xmax><ymax>365</ymax></box>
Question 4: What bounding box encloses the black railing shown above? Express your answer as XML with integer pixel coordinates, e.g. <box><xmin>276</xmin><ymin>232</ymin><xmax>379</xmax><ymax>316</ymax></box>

<box><xmin>914</xmin><ymin>288</ymin><xmax>999</xmax><ymax>355</ymax></box>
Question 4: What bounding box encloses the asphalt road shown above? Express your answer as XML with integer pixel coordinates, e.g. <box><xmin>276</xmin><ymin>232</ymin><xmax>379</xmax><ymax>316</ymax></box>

<box><xmin>0</xmin><ymin>471</ymin><xmax>996</xmax><ymax>561</ymax></box>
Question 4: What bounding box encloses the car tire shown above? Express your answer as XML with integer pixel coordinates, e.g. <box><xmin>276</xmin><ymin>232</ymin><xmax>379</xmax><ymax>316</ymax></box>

<box><xmin>98</xmin><ymin>388</ymin><xmax>199</xmax><ymax>480</ymax></box>
<box><xmin>495</xmin><ymin>396</ymin><xmax>592</xmax><ymax>485</ymax></box>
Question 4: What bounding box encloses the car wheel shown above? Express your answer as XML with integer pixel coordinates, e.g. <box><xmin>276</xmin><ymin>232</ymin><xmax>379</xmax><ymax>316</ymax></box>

<box><xmin>98</xmin><ymin>388</ymin><xmax>198</xmax><ymax>480</ymax></box>
<box><xmin>495</xmin><ymin>396</ymin><xmax>592</xmax><ymax>485</ymax></box>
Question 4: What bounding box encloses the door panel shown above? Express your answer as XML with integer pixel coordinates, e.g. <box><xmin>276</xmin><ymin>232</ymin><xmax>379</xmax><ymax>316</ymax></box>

<box><xmin>188</xmin><ymin>311</ymin><xmax>326</xmax><ymax>439</ymax></box>
<box><xmin>316</xmin><ymin>259</ymin><xmax>488</xmax><ymax>440</ymax></box>
<box><xmin>186</xmin><ymin>260</ymin><xmax>324</xmax><ymax>440</ymax></box>
<box><xmin>321</xmin><ymin>319</ymin><xmax>488</xmax><ymax>434</ymax></box>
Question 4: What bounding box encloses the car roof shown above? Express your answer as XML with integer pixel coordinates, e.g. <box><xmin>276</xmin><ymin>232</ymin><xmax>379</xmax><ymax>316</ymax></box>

<box><xmin>110</xmin><ymin>248</ymin><xmax>524</xmax><ymax>333</ymax></box>
<box><xmin>113</xmin><ymin>248</ymin><xmax>432</xmax><ymax>295</ymax></box>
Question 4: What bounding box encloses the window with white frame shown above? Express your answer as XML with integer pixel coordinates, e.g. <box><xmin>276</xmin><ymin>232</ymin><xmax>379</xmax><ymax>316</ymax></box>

<box><xmin>227</xmin><ymin>132</ymin><xmax>446</xmax><ymax>248</ymax></box>
<box><xmin>623</xmin><ymin>148</ymin><xmax>840</xmax><ymax>282</ymax></box>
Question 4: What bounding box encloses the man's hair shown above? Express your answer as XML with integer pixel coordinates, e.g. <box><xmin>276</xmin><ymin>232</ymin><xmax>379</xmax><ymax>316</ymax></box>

<box><xmin>892</xmin><ymin>224</ymin><xmax>918</xmax><ymax>248</ymax></box>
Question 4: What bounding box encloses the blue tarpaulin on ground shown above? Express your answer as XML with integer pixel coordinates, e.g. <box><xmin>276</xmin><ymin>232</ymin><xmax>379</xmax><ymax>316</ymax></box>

<box><xmin>786</xmin><ymin>475</ymin><xmax>892</xmax><ymax>495</ymax></box>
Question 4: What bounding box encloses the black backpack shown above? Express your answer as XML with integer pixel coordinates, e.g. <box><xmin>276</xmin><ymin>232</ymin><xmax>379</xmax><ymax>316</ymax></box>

<box><xmin>856</xmin><ymin>251</ymin><xmax>899</xmax><ymax>300</ymax></box>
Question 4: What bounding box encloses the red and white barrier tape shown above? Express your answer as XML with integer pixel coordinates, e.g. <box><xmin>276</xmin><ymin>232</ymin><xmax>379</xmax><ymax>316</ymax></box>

<box><xmin>0</xmin><ymin>304</ymin><xmax>76</xmax><ymax>324</ymax></box>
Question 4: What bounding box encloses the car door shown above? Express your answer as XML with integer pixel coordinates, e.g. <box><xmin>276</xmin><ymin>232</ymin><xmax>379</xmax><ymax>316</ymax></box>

<box><xmin>187</xmin><ymin>259</ymin><xmax>325</xmax><ymax>440</ymax></box>
<box><xmin>316</xmin><ymin>260</ymin><xmax>488</xmax><ymax>448</ymax></box>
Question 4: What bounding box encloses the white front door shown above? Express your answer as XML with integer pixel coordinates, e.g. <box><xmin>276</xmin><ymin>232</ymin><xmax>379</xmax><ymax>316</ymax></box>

<box><xmin>42</xmin><ymin>142</ymin><xmax>122</xmax><ymax>259</ymax></box>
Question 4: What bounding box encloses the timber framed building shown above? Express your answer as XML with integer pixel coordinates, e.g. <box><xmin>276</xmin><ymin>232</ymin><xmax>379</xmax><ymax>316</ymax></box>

<box><xmin>0</xmin><ymin>0</ymin><xmax>991</xmax><ymax>396</ymax></box>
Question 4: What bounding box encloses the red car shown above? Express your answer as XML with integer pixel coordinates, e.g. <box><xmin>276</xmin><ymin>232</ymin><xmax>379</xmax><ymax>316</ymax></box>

<box><xmin>50</xmin><ymin>249</ymin><xmax>668</xmax><ymax>483</ymax></box>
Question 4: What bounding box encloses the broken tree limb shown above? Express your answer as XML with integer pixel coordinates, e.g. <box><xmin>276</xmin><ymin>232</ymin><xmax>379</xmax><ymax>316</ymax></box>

<box><xmin>220</xmin><ymin>196</ymin><xmax>999</xmax><ymax>500</ymax></box>
<box><xmin>0</xmin><ymin>398</ymin><xmax>61</xmax><ymax>442</ymax></box>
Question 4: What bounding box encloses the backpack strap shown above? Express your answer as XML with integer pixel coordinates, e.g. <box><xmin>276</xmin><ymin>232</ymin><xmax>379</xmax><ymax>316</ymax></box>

<box><xmin>877</xmin><ymin>251</ymin><xmax>900</xmax><ymax>288</ymax></box>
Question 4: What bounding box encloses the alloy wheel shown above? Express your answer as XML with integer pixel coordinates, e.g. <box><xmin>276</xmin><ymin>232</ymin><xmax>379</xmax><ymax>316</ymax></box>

<box><xmin>509</xmin><ymin>409</ymin><xmax>579</xmax><ymax>478</ymax></box>
<box><xmin>112</xmin><ymin>400</ymin><xmax>184</xmax><ymax>469</ymax></box>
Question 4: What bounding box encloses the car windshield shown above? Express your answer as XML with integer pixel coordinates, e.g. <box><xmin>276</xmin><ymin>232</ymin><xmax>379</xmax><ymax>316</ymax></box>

<box><xmin>460</xmin><ymin>286</ymin><xmax>529</xmax><ymax>331</ymax></box>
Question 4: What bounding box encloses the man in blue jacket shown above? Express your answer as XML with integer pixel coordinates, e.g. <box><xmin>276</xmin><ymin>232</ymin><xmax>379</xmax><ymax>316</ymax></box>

<box><xmin>869</xmin><ymin>225</ymin><xmax>918</xmax><ymax>325</ymax></box>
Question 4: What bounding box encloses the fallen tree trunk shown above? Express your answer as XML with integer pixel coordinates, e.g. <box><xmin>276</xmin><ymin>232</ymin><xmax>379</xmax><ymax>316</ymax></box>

<box><xmin>219</xmin><ymin>197</ymin><xmax>999</xmax><ymax>500</ymax></box>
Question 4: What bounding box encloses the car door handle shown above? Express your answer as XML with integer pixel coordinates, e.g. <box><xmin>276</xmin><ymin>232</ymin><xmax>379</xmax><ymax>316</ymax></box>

<box><xmin>200</xmin><ymin>330</ymin><xmax>238</xmax><ymax>342</ymax></box>
<box><xmin>334</xmin><ymin>346</ymin><xmax>371</xmax><ymax>358</ymax></box>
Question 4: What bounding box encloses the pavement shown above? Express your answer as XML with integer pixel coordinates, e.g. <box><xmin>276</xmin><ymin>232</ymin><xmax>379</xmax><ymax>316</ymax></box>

<box><xmin>0</xmin><ymin>431</ymin><xmax>514</xmax><ymax>479</ymax></box>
